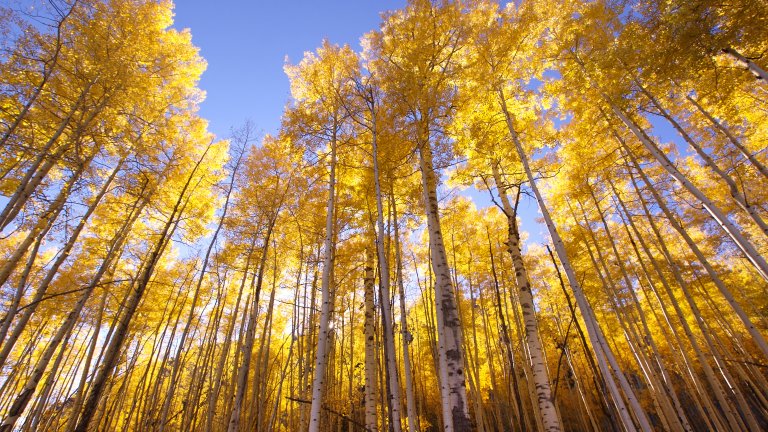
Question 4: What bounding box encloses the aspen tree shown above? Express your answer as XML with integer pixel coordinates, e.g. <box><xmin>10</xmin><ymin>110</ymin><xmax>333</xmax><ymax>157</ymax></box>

<box><xmin>284</xmin><ymin>41</ymin><xmax>357</xmax><ymax>432</ymax></box>
<box><xmin>367</xmin><ymin>2</ymin><xmax>472</xmax><ymax>428</ymax></box>
<box><xmin>491</xmin><ymin>162</ymin><xmax>562</xmax><ymax>432</ymax></box>
<box><xmin>2</xmin><ymin>1</ymin><xmax>767</xmax><ymax>430</ymax></box>
<box><xmin>73</xmin><ymin>138</ymin><xmax>221</xmax><ymax>432</ymax></box>
<box><xmin>364</xmin><ymin>246</ymin><xmax>379</xmax><ymax>432</ymax></box>
<box><xmin>391</xmin><ymin>191</ymin><xmax>420</xmax><ymax>432</ymax></box>
<box><xmin>351</xmin><ymin>72</ymin><xmax>405</xmax><ymax>432</ymax></box>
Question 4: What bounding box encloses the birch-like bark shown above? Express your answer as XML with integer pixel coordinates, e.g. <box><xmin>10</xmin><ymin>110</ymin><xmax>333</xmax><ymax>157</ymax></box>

<box><xmin>0</xmin><ymin>225</ymin><xmax>45</xmax><ymax>355</ymax></box>
<box><xmin>499</xmin><ymin>239</ymin><xmax>536</xmax><ymax>432</ymax></box>
<box><xmin>569</xmin><ymin>198</ymin><xmax>664</xmax><ymax>431</ymax></box>
<box><xmin>391</xmin><ymin>192</ymin><xmax>419</xmax><ymax>432</ymax></box>
<box><xmin>623</xmin><ymin>223</ymin><xmax>720</xmax><ymax>431</ymax></box>
<box><xmin>370</xmin><ymin>113</ymin><xmax>404</xmax><ymax>432</ymax></box>
<box><xmin>308</xmin><ymin>130</ymin><xmax>337</xmax><ymax>432</ymax></box>
<box><xmin>253</xmin><ymin>256</ymin><xmax>279</xmax><ymax>430</ymax></box>
<box><xmin>364</xmin><ymin>247</ymin><xmax>379</xmax><ymax>432</ymax></box>
<box><xmin>608</xmin><ymin>180</ymin><xmax>695</xmax><ymax>432</ymax></box>
<box><xmin>491</xmin><ymin>163</ymin><xmax>562</xmax><ymax>432</ymax></box>
<box><xmin>63</xmin><ymin>289</ymin><xmax>106</xmax><ymax>432</ymax></box>
<box><xmin>545</xmin><ymin>244</ymin><xmax>618</xmax><ymax>431</ymax></box>
<box><xmin>498</xmin><ymin>88</ymin><xmax>651</xmax><ymax>432</ymax></box>
<box><xmin>417</xmin><ymin>129</ymin><xmax>471</xmax><ymax>431</ymax></box>
<box><xmin>578</xmin><ymin>194</ymin><xmax>685</xmax><ymax>431</ymax></box>
<box><xmin>722</xmin><ymin>47</ymin><xmax>768</xmax><ymax>82</ymax></box>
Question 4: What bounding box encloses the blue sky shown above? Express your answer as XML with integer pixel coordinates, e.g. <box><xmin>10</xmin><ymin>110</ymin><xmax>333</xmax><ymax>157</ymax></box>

<box><xmin>172</xmin><ymin>1</ymin><xmax>405</xmax><ymax>140</ymax></box>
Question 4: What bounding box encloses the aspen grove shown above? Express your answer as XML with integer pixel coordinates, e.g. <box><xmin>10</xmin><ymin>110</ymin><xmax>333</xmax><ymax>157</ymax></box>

<box><xmin>1</xmin><ymin>0</ymin><xmax>767</xmax><ymax>431</ymax></box>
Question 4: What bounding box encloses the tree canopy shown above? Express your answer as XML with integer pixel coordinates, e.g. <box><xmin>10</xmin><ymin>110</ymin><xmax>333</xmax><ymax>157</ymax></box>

<box><xmin>0</xmin><ymin>0</ymin><xmax>767</xmax><ymax>431</ymax></box>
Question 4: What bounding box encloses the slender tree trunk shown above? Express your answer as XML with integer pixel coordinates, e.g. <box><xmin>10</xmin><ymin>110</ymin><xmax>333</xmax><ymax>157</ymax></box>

<box><xmin>253</xmin><ymin>254</ymin><xmax>279</xmax><ymax>430</ymax></box>
<box><xmin>26</xmin><ymin>320</ymin><xmax>81</xmax><ymax>432</ymax></box>
<box><xmin>500</xmin><ymin>238</ymin><xmax>536</xmax><ymax>432</ymax></box>
<box><xmin>184</xmin><ymin>278</ymin><xmax>225</xmax><ymax>431</ymax></box>
<box><xmin>722</xmin><ymin>47</ymin><xmax>768</xmax><ymax>82</ymax></box>
<box><xmin>491</xmin><ymin>163</ymin><xmax>562</xmax><ymax>432</ymax></box>
<box><xmin>487</xmin><ymin>227</ymin><xmax>526</xmax><ymax>432</ymax></box>
<box><xmin>609</xmin><ymin>102</ymin><xmax>768</xmax><ymax>282</ymax></box>
<box><xmin>145</xmin><ymin>270</ymin><xmax>194</xmax><ymax>429</ymax></box>
<box><xmin>417</xmin><ymin>124</ymin><xmax>471</xmax><ymax>431</ymax></box>
<box><xmin>0</xmin><ymin>228</ymin><xmax>44</xmax><ymax>353</ymax></box>
<box><xmin>685</xmin><ymin>94</ymin><xmax>768</xmax><ymax>180</ymax></box>
<box><xmin>578</xmin><ymin>195</ymin><xmax>682</xmax><ymax>431</ymax></box>
<box><xmin>570</xmin><ymin>197</ymin><xmax>664</xmax><ymax>431</ymax></box>
<box><xmin>498</xmin><ymin>87</ymin><xmax>651</xmax><ymax>432</ymax></box>
<box><xmin>413</xmin><ymin>250</ymin><xmax>441</xmax><ymax>428</ymax></box>
<box><xmin>63</xmin><ymin>288</ymin><xmax>107</xmax><ymax>432</ymax></box>
<box><xmin>545</xmin><ymin>245</ymin><xmax>618</xmax><ymax>431</ymax></box>
<box><xmin>308</xmin><ymin>128</ymin><xmax>338</xmax><ymax>432</ymax></box>
<box><xmin>391</xmin><ymin>191</ymin><xmax>419</xmax><ymax>432</ymax></box>
<box><xmin>364</xmin><ymin>247</ymin><xmax>379</xmax><ymax>432</ymax></box>
<box><xmin>609</xmin><ymin>180</ymin><xmax>695</xmax><ymax>432</ymax></box>
<box><xmin>370</xmin><ymin>114</ymin><xmax>404</xmax><ymax>432</ymax></box>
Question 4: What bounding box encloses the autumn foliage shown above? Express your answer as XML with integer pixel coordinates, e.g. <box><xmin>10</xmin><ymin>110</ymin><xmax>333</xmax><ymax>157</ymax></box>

<box><xmin>0</xmin><ymin>0</ymin><xmax>767</xmax><ymax>431</ymax></box>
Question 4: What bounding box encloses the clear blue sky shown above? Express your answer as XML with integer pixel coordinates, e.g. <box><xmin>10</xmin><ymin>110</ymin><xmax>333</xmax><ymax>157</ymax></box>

<box><xmin>172</xmin><ymin>1</ymin><xmax>405</xmax><ymax>140</ymax></box>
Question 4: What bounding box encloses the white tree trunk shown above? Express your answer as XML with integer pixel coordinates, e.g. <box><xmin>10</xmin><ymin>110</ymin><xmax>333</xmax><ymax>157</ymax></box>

<box><xmin>308</xmin><ymin>134</ymin><xmax>337</xmax><ymax>432</ymax></box>
<box><xmin>722</xmin><ymin>47</ymin><xmax>768</xmax><ymax>82</ymax></box>
<box><xmin>498</xmin><ymin>89</ymin><xmax>651</xmax><ymax>432</ymax></box>
<box><xmin>371</xmin><ymin>117</ymin><xmax>404</xmax><ymax>432</ymax></box>
<box><xmin>364</xmin><ymin>248</ymin><xmax>379</xmax><ymax>432</ymax></box>
<box><xmin>610</xmin><ymin>103</ymin><xmax>768</xmax><ymax>282</ymax></box>
<box><xmin>391</xmin><ymin>192</ymin><xmax>419</xmax><ymax>432</ymax></box>
<box><xmin>491</xmin><ymin>164</ymin><xmax>562</xmax><ymax>432</ymax></box>
<box><xmin>417</xmin><ymin>132</ymin><xmax>471</xmax><ymax>431</ymax></box>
